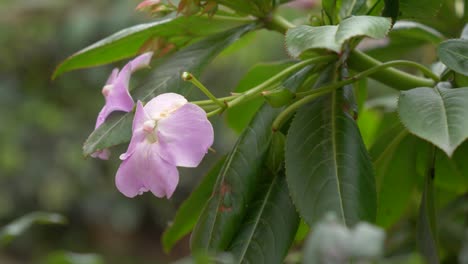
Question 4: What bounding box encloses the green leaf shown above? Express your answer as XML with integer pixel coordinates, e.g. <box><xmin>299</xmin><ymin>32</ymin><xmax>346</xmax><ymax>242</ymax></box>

<box><xmin>370</xmin><ymin>116</ymin><xmax>429</xmax><ymax>227</ymax></box>
<box><xmin>82</xmin><ymin>24</ymin><xmax>256</xmax><ymax>156</ymax></box>
<box><xmin>382</xmin><ymin>0</ymin><xmax>399</xmax><ymax>23</ymax></box>
<box><xmin>398</xmin><ymin>86</ymin><xmax>468</xmax><ymax>157</ymax></box>
<box><xmin>190</xmin><ymin>104</ymin><xmax>281</xmax><ymax>251</ymax></box>
<box><xmin>435</xmin><ymin>141</ymin><xmax>468</xmax><ymax>193</ymax></box>
<box><xmin>215</xmin><ymin>0</ymin><xmax>276</xmax><ymax>17</ymax></box>
<box><xmin>391</xmin><ymin>21</ymin><xmax>445</xmax><ymax>45</ymax></box>
<box><xmin>286</xmin><ymin>16</ymin><xmax>391</xmax><ymax>57</ymax></box>
<box><xmin>399</xmin><ymin>0</ymin><xmax>443</xmax><ymax>21</ymax></box>
<box><xmin>228</xmin><ymin>173</ymin><xmax>299</xmax><ymax>264</ymax></box>
<box><xmin>53</xmin><ymin>13</ymin><xmax>247</xmax><ymax>78</ymax></box>
<box><xmin>0</xmin><ymin>212</ymin><xmax>66</xmax><ymax>245</ymax></box>
<box><xmin>285</xmin><ymin>66</ymin><xmax>377</xmax><ymax>227</ymax></box>
<box><xmin>226</xmin><ymin>61</ymin><xmax>292</xmax><ymax>134</ymax></box>
<box><xmin>417</xmin><ymin>155</ymin><xmax>440</xmax><ymax>264</ymax></box>
<box><xmin>162</xmin><ymin>157</ymin><xmax>226</xmax><ymax>253</ymax></box>
<box><xmin>438</xmin><ymin>39</ymin><xmax>468</xmax><ymax>76</ymax></box>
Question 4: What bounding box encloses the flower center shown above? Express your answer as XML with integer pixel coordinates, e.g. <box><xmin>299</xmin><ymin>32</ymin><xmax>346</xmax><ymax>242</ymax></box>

<box><xmin>143</xmin><ymin>120</ymin><xmax>158</xmax><ymax>143</ymax></box>
<box><xmin>102</xmin><ymin>84</ymin><xmax>114</xmax><ymax>96</ymax></box>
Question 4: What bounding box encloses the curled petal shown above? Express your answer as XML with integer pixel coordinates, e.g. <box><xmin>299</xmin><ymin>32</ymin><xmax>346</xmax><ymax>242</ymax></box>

<box><xmin>129</xmin><ymin>52</ymin><xmax>153</xmax><ymax>72</ymax></box>
<box><xmin>144</xmin><ymin>93</ymin><xmax>187</xmax><ymax>120</ymax></box>
<box><xmin>106</xmin><ymin>68</ymin><xmax>119</xmax><ymax>85</ymax></box>
<box><xmin>158</xmin><ymin>103</ymin><xmax>213</xmax><ymax>167</ymax></box>
<box><xmin>116</xmin><ymin>142</ymin><xmax>179</xmax><ymax>198</ymax></box>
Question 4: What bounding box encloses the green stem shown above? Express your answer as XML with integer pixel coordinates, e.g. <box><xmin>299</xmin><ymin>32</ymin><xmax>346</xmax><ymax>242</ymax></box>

<box><xmin>182</xmin><ymin>72</ymin><xmax>226</xmax><ymax>109</ymax></box>
<box><xmin>348</xmin><ymin>50</ymin><xmax>436</xmax><ymax>90</ymax></box>
<box><xmin>266</xmin><ymin>14</ymin><xmax>296</xmax><ymax>33</ymax></box>
<box><xmin>297</xmin><ymin>59</ymin><xmax>439</xmax><ymax>98</ymax></box>
<box><xmin>272</xmin><ymin>87</ymin><xmax>334</xmax><ymax>131</ymax></box>
<box><xmin>210</xmin><ymin>14</ymin><xmax>256</xmax><ymax>23</ymax></box>
<box><xmin>192</xmin><ymin>95</ymin><xmax>238</xmax><ymax>106</ymax></box>
<box><xmin>226</xmin><ymin>55</ymin><xmax>336</xmax><ymax>109</ymax></box>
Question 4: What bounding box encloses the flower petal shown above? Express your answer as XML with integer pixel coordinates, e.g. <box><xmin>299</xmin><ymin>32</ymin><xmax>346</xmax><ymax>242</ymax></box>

<box><xmin>106</xmin><ymin>68</ymin><xmax>119</xmax><ymax>85</ymax></box>
<box><xmin>90</xmin><ymin>148</ymin><xmax>111</xmax><ymax>160</ymax></box>
<box><xmin>129</xmin><ymin>52</ymin><xmax>153</xmax><ymax>72</ymax></box>
<box><xmin>120</xmin><ymin>101</ymin><xmax>150</xmax><ymax>160</ymax></box>
<box><xmin>157</xmin><ymin>103</ymin><xmax>213</xmax><ymax>167</ymax></box>
<box><xmin>115</xmin><ymin>142</ymin><xmax>179</xmax><ymax>198</ymax></box>
<box><xmin>144</xmin><ymin>93</ymin><xmax>187</xmax><ymax>120</ymax></box>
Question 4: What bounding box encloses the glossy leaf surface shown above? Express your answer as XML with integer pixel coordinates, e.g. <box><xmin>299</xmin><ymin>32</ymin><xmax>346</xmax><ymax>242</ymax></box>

<box><xmin>191</xmin><ymin>104</ymin><xmax>281</xmax><ymax>251</ymax></box>
<box><xmin>53</xmin><ymin>13</ymin><xmax>246</xmax><ymax>78</ymax></box>
<box><xmin>398</xmin><ymin>87</ymin><xmax>468</xmax><ymax>156</ymax></box>
<box><xmin>162</xmin><ymin>157</ymin><xmax>226</xmax><ymax>253</ymax></box>
<box><xmin>285</xmin><ymin>71</ymin><xmax>376</xmax><ymax>226</ymax></box>
<box><xmin>438</xmin><ymin>39</ymin><xmax>468</xmax><ymax>76</ymax></box>
<box><xmin>229</xmin><ymin>174</ymin><xmax>299</xmax><ymax>264</ymax></box>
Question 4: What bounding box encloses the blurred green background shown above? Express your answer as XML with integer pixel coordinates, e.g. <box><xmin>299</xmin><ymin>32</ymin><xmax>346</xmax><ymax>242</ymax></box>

<box><xmin>1</xmin><ymin>0</ymin><xmax>467</xmax><ymax>263</ymax></box>
<box><xmin>0</xmin><ymin>1</ymin><xmax>289</xmax><ymax>263</ymax></box>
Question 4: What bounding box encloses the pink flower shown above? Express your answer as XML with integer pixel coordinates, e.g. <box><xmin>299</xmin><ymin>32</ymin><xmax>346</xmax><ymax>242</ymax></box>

<box><xmin>115</xmin><ymin>93</ymin><xmax>214</xmax><ymax>198</ymax></box>
<box><xmin>136</xmin><ymin>0</ymin><xmax>161</xmax><ymax>11</ymax></box>
<box><xmin>91</xmin><ymin>52</ymin><xmax>153</xmax><ymax>160</ymax></box>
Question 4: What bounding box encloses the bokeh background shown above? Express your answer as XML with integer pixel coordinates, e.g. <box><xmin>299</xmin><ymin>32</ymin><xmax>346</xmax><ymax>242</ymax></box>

<box><xmin>1</xmin><ymin>0</ymin><xmax>467</xmax><ymax>263</ymax></box>
<box><xmin>0</xmin><ymin>1</ymin><xmax>291</xmax><ymax>263</ymax></box>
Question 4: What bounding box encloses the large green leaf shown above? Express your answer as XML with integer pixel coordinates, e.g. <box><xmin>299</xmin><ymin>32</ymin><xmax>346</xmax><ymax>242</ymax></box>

<box><xmin>190</xmin><ymin>104</ymin><xmax>281</xmax><ymax>251</ymax></box>
<box><xmin>398</xmin><ymin>87</ymin><xmax>468</xmax><ymax>157</ymax></box>
<box><xmin>228</xmin><ymin>174</ymin><xmax>299</xmax><ymax>264</ymax></box>
<box><xmin>162</xmin><ymin>157</ymin><xmax>226</xmax><ymax>253</ymax></box>
<box><xmin>435</xmin><ymin>141</ymin><xmax>468</xmax><ymax>193</ymax></box>
<box><xmin>370</xmin><ymin>116</ymin><xmax>429</xmax><ymax>227</ymax></box>
<box><xmin>417</xmin><ymin>157</ymin><xmax>440</xmax><ymax>264</ymax></box>
<box><xmin>286</xmin><ymin>16</ymin><xmax>391</xmax><ymax>57</ymax></box>
<box><xmin>82</xmin><ymin>24</ymin><xmax>256</xmax><ymax>157</ymax></box>
<box><xmin>285</xmin><ymin>67</ymin><xmax>376</xmax><ymax>227</ymax></box>
<box><xmin>53</xmin><ymin>13</ymin><xmax>247</xmax><ymax>78</ymax></box>
<box><xmin>226</xmin><ymin>61</ymin><xmax>292</xmax><ymax>134</ymax></box>
<box><xmin>438</xmin><ymin>39</ymin><xmax>468</xmax><ymax>76</ymax></box>
<box><xmin>0</xmin><ymin>212</ymin><xmax>66</xmax><ymax>245</ymax></box>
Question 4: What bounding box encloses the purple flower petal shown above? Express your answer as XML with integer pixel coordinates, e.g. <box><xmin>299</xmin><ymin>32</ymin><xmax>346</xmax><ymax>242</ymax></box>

<box><xmin>157</xmin><ymin>103</ymin><xmax>214</xmax><ymax>167</ymax></box>
<box><xmin>90</xmin><ymin>149</ymin><xmax>111</xmax><ymax>160</ymax></box>
<box><xmin>144</xmin><ymin>93</ymin><xmax>188</xmax><ymax>120</ymax></box>
<box><xmin>115</xmin><ymin>142</ymin><xmax>179</xmax><ymax>198</ymax></box>
<box><xmin>120</xmin><ymin>101</ymin><xmax>150</xmax><ymax>160</ymax></box>
<box><xmin>129</xmin><ymin>52</ymin><xmax>153</xmax><ymax>73</ymax></box>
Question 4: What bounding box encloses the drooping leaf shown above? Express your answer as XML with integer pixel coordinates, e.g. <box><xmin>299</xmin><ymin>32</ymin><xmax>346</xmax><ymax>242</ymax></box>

<box><xmin>438</xmin><ymin>39</ymin><xmax>468</xmax><ymax>76</ymax></box>
<box><xmin>226</xmin><ymin>61</ymin><xmax>292</xmax><ymax>134</ymax></box>
<box><xmin>286</xmin><ymin>16</ymin><xmax>391</xmax><ymax>57</ymax></box>
<box><xmin>191</xmin><ymin>104</ymin><xmax>281</xmax><ymax>251</ymax></box>
<box><xmin>53</xmin><ymin>13</ymin><xmax>248</xmax><ymax>78</ymax></box>
<box><xmin>0</xmin><ymin>212</ymin><xmax>66</xmax><ymax>245</ymax></box>
<box><xmin>391</xmin><ymin>21</ymin><xmax>445</xmax><ymax>45</ymax></box>
<box><xmin>228</xmin><ymin>173</ymin><xmax>299</xmax><ymax>264</ymax></box>
<box><xmin>398</xmin><ymin>86</ymin><xmax>468</xmax><ymax>157</ymax></box>
<box><xmin>417</xmin><ymin>156</ymin><xmax>440</xmax><ymax>264</ymax></box>
<box><xmin>82</xmin><ymin>24</ymin><xmax>256</xmax><ymax>156</ymax></box>
<box><xmin>285</xmin><ymin>65</ymin><xmax>376</xmax><ymax>227</ymax></box>
<box><xmin>162</xmin><ymin>157</ymin><xmax>226</xmax><ymax>253</ymax></box>
<box><xmin>370</xmin><ymin>116</ymin><xmax>429</xmax><ymax>227</ymax></box>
